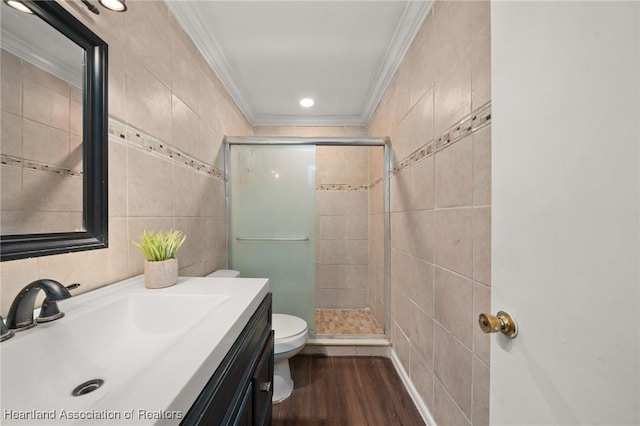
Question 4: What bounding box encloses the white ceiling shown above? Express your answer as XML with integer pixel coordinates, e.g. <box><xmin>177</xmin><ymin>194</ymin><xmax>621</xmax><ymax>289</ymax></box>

<box><xmin>167</xmin><ymin>1</ymin><xmax>432</xmax><ymax>127</ymax></box>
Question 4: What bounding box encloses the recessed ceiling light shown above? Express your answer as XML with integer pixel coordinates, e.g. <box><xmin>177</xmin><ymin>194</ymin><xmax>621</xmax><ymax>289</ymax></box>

<box><xmin>99</xmin><ymin>0</ymin><xmax>127</xmax><ymax>12</ymax></box>
<box><xmin>4</xmin><ymin>0</ymin><xmax>33</xmax><ymax>13</ymax></box>
<box><xmin>299</xmin><ymin>98</ymin><xmax>314</xmax><ymax>108</ymax></box>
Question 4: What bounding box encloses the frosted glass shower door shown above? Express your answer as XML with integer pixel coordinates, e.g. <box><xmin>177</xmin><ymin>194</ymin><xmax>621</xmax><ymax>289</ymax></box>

<box><xmin>230</xmin><ymin>145</ymin><xmax>316</xmax><ymax>329</ymax></box>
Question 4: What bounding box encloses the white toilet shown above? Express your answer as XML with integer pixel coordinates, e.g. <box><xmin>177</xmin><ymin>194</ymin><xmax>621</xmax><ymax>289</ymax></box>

<box><xmin>207</xmin><ymin>269</ymin><xmax>309</xmax><ymax>403</ymax></box>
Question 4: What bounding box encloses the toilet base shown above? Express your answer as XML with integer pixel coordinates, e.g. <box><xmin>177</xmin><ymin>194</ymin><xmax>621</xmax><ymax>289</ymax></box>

<box><xmin>272</xmin><ymin>358</ymin><xmax>293</xmax><ymax>404</ymax></box>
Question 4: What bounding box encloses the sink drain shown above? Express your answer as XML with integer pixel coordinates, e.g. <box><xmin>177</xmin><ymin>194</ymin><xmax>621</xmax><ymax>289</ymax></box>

<box><xmin>71</xmin><ymin>379</ymin><xmax>104</xmax><ymax>396</ymax></box>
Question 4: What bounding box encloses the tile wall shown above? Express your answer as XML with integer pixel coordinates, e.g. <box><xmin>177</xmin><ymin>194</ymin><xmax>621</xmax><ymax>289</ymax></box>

<box><xmin>0</xmin><ymin>0</ymin><xmax>251</xmax><ymax>316</ymax></box>
<box><xmin>367</xmin><ymin>2</ymin><xmax>491</xmax><ymax>425</ymax></box>
<box><xmin>1</xmin><ymin>50</ymin><xmax>83</xmax><ymax>234</ymax></box>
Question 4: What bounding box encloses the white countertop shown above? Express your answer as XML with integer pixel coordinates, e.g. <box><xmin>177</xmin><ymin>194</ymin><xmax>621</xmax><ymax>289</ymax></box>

<box><xmin>0</xmin><ymin>275</ymin><xmax>269</xmax><ymax>425</ymax></box>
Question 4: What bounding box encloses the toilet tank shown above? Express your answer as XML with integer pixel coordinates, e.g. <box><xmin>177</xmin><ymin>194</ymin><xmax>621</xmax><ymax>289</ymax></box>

<box><xmin>206</xmin><ymin>269</ymin><xmax>240</xmax><ymax>278</ymax></box>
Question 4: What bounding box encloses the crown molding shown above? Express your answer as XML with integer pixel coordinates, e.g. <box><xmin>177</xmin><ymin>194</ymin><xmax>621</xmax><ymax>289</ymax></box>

<box><xmin>166</xmin><ymin>1</ymin><xmax>256</xmax><ymax>124</ymax></box>
<box><xmin>167</xmin><ymin>0</ymin><xmax>433</xmax><ymax>127</ymax></box>
<box><xmin>1</xmin><ymin>30</ymin><xmax>82</xmax><ymax>89</ymax></box>
<box><xmin>360</xmin><ymin>0</ymin><xmax>433</xmax><ymax>126</ymax></box>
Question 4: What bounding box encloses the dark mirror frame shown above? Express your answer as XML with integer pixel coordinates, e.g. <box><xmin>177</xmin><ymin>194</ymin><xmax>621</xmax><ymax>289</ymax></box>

<box><xmin>0</xmin><ymin>0</ymin><xmax>108</xmax><ymax>261</ymax></box>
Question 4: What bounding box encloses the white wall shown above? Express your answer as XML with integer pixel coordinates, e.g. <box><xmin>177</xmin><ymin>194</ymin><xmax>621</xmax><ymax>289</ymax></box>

<box><xmin>492</xmin><ymin>1</ymin><xmax>639</xmax><ymax>424</ymax></box>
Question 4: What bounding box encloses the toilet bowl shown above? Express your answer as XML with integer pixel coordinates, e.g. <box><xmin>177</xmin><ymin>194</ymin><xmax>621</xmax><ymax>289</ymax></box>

<box><xmin>207</xmin><ymin>270</ymin><xmax>308</xmax><ymax>403</ymax></box>
<box><xmin>271</xmin><ymin>313</ymin><xmax>308</xmax><ymax>403</ymax></box>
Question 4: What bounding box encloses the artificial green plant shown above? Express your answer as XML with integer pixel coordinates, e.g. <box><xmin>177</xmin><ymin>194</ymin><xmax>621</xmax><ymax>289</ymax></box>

<box><xmin>133</xmin><ymin>230</ymin><xmax>186</xmax><ymax>262</ymax></box>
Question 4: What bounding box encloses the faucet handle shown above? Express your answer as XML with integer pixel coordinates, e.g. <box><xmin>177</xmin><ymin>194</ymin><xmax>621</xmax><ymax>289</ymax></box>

<box><xmin>36</xmin><ymin>300</ymin><xmax>65</xmax><ymax>323</ymax></box>
<box><xmin>0</xmin><ymin>316</ymin><xmax>15</xmax><ymax>342</ymax></box>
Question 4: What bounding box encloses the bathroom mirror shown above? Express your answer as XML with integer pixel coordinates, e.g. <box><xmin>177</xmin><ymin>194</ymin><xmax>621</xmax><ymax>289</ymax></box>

<box><xmin>0</xmin><ymin>0</ymin><xmax>108</xmax><ymax>261</ymax></box>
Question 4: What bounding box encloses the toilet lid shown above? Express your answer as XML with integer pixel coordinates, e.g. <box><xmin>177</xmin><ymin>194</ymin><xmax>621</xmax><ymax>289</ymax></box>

<box><xmin>272</xmin><ymin>314</ymin><xmax>308</xmax><ymax>340</ymax></box>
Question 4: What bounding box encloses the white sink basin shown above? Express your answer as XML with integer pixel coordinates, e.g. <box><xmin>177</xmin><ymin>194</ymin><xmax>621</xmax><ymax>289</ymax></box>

<box><xmin>0</xmin><ymin>276</ymin><xmax>269</xmax><ymax>425</ymax></box>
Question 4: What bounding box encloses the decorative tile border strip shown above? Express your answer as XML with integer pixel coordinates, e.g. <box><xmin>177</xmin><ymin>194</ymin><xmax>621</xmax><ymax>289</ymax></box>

<box><xmin>0</xmin><ymin>154</ymin><xmax>82</xmax><ymax>177</ymax></box>
<box><xmin>316</xmin><ymin>184</ymin><xmax>369</xmax><ymax>191</ymax></box>
<box><xmin>108</xmin><ymin>118</ymin><xmax>225</xmax><ymax>181</ymax></box>
<box><xmin>391</xmin><ymin>102</ymin><xmax>491</xmax><ymax>176</ymax></box>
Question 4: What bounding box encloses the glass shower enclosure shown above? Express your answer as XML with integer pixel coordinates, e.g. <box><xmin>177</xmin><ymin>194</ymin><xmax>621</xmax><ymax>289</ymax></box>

<box><xmin>229</xmin><ymin>145</ymin><xmax>317</xmax><ymax>328</ymax></box>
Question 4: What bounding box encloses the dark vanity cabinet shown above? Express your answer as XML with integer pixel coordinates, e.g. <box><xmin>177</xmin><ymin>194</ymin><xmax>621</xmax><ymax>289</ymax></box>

<box><xmin>182</xmin><ymin>293</ymin><xmax>273</xmax><ymax>426</ymax></box>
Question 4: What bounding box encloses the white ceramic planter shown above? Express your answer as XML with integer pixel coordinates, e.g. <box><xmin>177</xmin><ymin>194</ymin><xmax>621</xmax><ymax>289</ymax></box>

<box><xmin>144</xmin><ymin>258</ymin><xmax>178</xmax><ymax>289</ymax></box>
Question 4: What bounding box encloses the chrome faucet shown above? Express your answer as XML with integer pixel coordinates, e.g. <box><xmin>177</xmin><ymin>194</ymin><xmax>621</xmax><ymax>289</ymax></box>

<box><xmin>6</xmin><ymin>279</ymin><xmax>72</xmax><ymax>331</ymax></box>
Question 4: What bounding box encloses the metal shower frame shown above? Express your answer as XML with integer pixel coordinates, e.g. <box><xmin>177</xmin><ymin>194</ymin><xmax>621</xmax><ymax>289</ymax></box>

<box><xmin>224</xmin><ymin>136</ymin><xmax>391</xmax><ymax>337</ymax></box>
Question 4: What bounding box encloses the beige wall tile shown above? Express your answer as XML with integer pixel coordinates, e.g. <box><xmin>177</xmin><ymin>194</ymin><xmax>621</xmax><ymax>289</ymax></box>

<box><xmin>344</xmin><ymin>264</ymin><xmax>368</xmax><ymax>289</ymax></box>
<box><xmin>1</xmin><ymin>50</ymin><xmax>22</xmax><ymax>115</ymax></box>
<box><xmin>22</xmin><ymin>169</ymin><xmax>69</xmax><ymax>212</ymax></box>
<box><xmin>435</xmin><ymin>135</ymin><xmax>473</xmax><ymax>208</ymax></box>
<box><xmin>317</xmin><ymin>215</ymin><xmax>345</xmax><ymax>240</ymax></box>
<box><xmin>316</xmin><ymin>264</ymin><xmax>345</xmax><ymax>289</ymax></box>
<box><xmin>434</xmin><ymin>208</ymin><xmax>473</xmax><ymax>277</ymax></box>
<box><xmin>473</xmin><ymin>126</ymin><xmax>491</xmax><ymax>206</ymax></box>
<box><xmin>21</xmin><ymin>61</ymin><xmax>70</xmax><ymax>98</ymax></box>
<box><xmin>317</xmin><ymin>239</ymin><xmax>345</xmax><ymax>264</ymax></box>
<box><xmin>434</xmin><ymin>324</ymin><xmax>473</xmax><ymax>418</ymax></box>
<box><xmin>174</xmin><ymin>217</ymin><xmax>204</xmax><ymax>269</ymax></box>
<box><xmin>473</xmin><ymin>207</ymin><xmax>491</xmax><ymax>285</ymax></box>
<box><xmin>316</xmin><ymin>191</ymin><xmax>345</xmax><ymax>215</ymax></box>
<box><xmin>1</xmin><ymin>111</ymin><xmax>22</xmax><ymax>157</ymax></box>
<box><xmin>472</xmin><ymin>356</ymin><xmax>490</xmax><ymax>426</ymax></box>
<box><xmin>471</xmin><ymin>1</ymin><xmax>491</xmax><ymax>111</ymax></box>
<box><xmin>411</xmin><ymin>347</ymin><xmax>435</xmax><ymax>409</ymax></box>
<box><xmin>344</xmin><ymin>239</ymin><xmax>368</xmax><ymax>265</ymax></box>
<box><xmin>410</xmin><ymin>210</ymin><xmax>434</xmax><ymax>262</ymax></box>
<box><xmin>345</xmin><ymin>215</ymin><xmax>368</xmax><ymax>240</ymax></box>
<box><xmin>407</xmin><ymin>255</ymin><xmax>434</xmax><ymax>317</ymax></box>
<box><xmin>174</xmin><ymin>164</ymin><xmax>205</xmax><ymax>217</ymax></box>
<box><xmin>317</xmin><ymin>288</ymin><xmax>368</xmax><ymax>309</ymax></box>
<box><xmin>1</xmin><ymin>166</ymin><xmax>22</xmax><ymax>211</ymax></box>
<box><xmin>434</xmin><ymin>379</ymin><xmax>472</xmax><ymax>426</ymax></box>
<box><xmin>126</xmin><ymin>147</ymin><xmax>173</xmax><ymax>217</ymax></box>
<box><xmin>23</xmin><ymin>80</ymin><xmax>70</xmax><ymax>132</ymax></box>
<box><xmin>390</xmin><ymin>169</ymin><xmax>410</xmax><ymax>212</ymax></box>
<box><xmin>108</xmin><ymin>48</ymin><xmax>126</xmax><ymax>121</ymax></box>
<box><xmin>1</xmin><ymin>211</ymin><xmax>23</xmax><ymax>234</ymax></box>
<box><xmin>394</xmin><ymin>323</ymin><xmax>412</xmax><ymax>370</ymax></box>
<box><xmin>396</xmin><ymin>291</ymin><xmax>433</xmax><ymax>366</ymax></box>
<box><xmin>345</xmin><ymin>191</ymin><xmax>368</xmax><ymax>216</ymax></box>
<box><xmin>125</xmin><ymin>0</ymin><xmax>171</xmax><ymax>87</ymax></box>
<box><xmin>410</xmin><ymin>156</ymin><xmax>435</xmax><ymax>211</ymax></box>
<box><xmin>23</xmin><ymin>211</ymin><xmax>73</xmax><ymax>233</ymax></box>
<box><xmin>172</xmin><ymin>95</ymin><xmax>199</xmax><ymax>157</ymax></box>
<box><xmin>125</xmin><ymin>55</ymin><xmax>172</xmax><ymax>142</ymax></box>
<box><xmin>108</xmin><ymin>141</ymin><xmax>127</xmax><ymax>218</ymax></box>
<box><xmin>170</xmin><ymin>14</ymin><xmax>200</xmax><ymax>113</ymax></box>
<box><xmin>69</xmin><ymin>100</ymin><xmax>82</xmax><ymax>137</ymax></box>
<box><xmin>434</xmin><ymin>55</ymin><xmax>472</xmax><ymax>136</ymax></box>
<box><xmin>22</xmin><ymin>119</ymin><xmax>69</xmax><ymax>166</ymax></box>
<box><xmin>435</xmin><ymin>267</ymin><xmax>473</xmax><ymax>348</ymax></box>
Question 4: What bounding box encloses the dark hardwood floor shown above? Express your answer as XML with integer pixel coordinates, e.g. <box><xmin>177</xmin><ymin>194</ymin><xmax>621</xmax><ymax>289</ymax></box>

<box><xmin>272</xmin><ymin>356</ymin><xmax>425</xmax><ymax>426</ymax></box>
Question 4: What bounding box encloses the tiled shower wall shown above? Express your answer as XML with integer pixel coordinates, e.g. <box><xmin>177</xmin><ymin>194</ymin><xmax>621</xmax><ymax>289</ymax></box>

<box><xmin>1</xmin><ymin>50</ymin><xmax>83</xmax><ymax>234</ymax></box>
<box><xmin>367</xmin><ymin>2</ymin><xmax>491</xmax><ymax>426</ymax></box>
<box><xmin>0</xmin><ymin>0</ymin><xmax>251</xmax><ymax>316</ymax></box>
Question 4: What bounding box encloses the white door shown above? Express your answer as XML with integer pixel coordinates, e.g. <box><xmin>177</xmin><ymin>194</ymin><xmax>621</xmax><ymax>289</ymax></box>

<box><xmin>491</xmin><ymin>2</ymin><xmax>639</xmax><ymax>425</ymax></box>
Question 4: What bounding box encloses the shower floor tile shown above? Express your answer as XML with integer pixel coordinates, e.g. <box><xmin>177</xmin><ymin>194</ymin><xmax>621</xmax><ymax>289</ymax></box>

<box><xmin>315</xmin><ymin>308</ymin><xmax>384</xmax><ymax>335</ymax></box>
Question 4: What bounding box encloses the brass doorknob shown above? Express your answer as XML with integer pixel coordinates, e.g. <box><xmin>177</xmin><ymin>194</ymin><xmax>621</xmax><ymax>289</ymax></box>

<box><xmin>478</xmin><ymin>311</ymin><xmax>518</xmax><ymax>338</ymax></box>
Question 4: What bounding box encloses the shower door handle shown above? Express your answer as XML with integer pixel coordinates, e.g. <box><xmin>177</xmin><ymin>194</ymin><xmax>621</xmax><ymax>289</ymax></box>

<box><xmin>235</xmin><ymin>237</ymin><xmax>309</xmax><ymax>242</ymax></box>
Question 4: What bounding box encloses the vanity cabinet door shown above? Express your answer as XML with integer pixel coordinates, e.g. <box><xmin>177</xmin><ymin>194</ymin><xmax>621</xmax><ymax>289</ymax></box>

<box><xmin>253</xmin><ymin>331</ymin><xmax>274</xmax><ymax>426</ymax></box>
<box><xmin>181</xmin><ymin>293</ymin><xmax>273</xmax><ymax>426</ymax></box>
<box><xmin>233</xmin><ymin>382</ymin><xmax>254</xmax><ymax>426</ymax></box>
